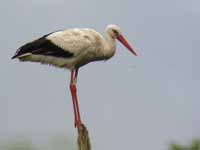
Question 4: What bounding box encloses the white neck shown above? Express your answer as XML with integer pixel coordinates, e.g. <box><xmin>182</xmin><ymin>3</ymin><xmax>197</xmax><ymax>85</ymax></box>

<box><xmin>102</xmin><ymin>31</ymin><xmax>116</xmax><ymax>59</ymax></box>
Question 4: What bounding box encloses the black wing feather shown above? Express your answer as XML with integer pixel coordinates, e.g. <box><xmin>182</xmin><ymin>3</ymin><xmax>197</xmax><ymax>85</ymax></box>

<box><xmin>12</xmin><ymin>34</ymin><xmax>74</xmax><ymax>59</ymax></box>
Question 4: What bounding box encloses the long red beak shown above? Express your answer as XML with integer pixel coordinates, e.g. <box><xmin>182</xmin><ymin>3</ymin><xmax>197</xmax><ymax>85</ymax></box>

<box><xmin>117</xmin><ymin>34</ymin><xmax>137</xmax><ymax>56</ymax></box>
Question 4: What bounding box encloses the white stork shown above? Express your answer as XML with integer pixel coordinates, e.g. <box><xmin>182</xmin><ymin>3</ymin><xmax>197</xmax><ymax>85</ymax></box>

<box><xmin>12</xmin><ymin>24</ymin><xmax>137</xmax><ymax>128</ymax></box>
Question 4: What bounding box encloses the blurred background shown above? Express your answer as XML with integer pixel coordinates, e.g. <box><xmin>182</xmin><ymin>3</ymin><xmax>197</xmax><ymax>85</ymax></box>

<box><xmin>0</xmin><ymin>0</ymin><xmax>200</xmax><ymax>149</ymax></box>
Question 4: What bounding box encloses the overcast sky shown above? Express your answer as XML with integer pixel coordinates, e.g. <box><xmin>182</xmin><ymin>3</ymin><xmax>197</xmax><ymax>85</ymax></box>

<box><xmin>0</xmin><ymin>0</ymin><xmax>200</xmax><ymax>149</ymax></box>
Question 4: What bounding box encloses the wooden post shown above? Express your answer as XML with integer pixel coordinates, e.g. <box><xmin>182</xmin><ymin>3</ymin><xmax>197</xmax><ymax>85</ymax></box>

<box><xmin>77</xmin><ymin>124</ymin><xmax>91</xmax><ymax>150</ymax></box>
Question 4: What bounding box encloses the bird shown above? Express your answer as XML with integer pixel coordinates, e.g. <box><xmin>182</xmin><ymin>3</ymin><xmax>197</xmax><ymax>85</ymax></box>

<box><xmin>12</xmin><ymin>24</ymin><xmax>137</xmax><ymax>128</ymax></box>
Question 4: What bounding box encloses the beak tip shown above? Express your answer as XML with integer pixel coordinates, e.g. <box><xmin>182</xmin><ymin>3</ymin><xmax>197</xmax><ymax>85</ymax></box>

<box><xmin>117</xmin><ymin>34</ymin><xmax>138</xmax><ymax>56</ymax></box>
<box><xmin>131</xmin><ymin>50</ymin><xmax>138</xmax><ymax>56</ymax></box>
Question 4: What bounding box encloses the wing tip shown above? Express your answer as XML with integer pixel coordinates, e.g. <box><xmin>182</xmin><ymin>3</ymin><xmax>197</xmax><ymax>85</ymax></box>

<box><xmin>11</xmin><ymin>54</ymin><xmax>18</xmax><ymax>59</ymax></box>
<box><xmin>11</xmin><ymin>48</ymin><xmax>21</xmax><ymax>59</ymax></box>
<box><xmin>11</xmin><ymin>53</ymin><xmax>32</xmax><ymax>60</ymax></box>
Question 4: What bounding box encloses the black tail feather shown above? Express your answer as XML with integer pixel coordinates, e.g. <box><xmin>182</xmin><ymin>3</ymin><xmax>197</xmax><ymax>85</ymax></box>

<box><xmin>12</xmin><ymin>35</ymin><xmax>73</xmax><ymax>59</ymax></box>
<box><xmin>12</xmin><ymin>36</ymin><xmax>48</xmax><ymax>59</ymax></box>
<box><xmin>11</xmin><ymin>54</ymin><xmax>18</xmax><ymax>59</ymax></box>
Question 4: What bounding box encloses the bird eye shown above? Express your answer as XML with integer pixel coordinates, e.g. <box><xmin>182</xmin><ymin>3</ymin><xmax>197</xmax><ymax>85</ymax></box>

<box><xmin>112</xmin><ymin>29</ymin><xmax>118</xmax><ymax>35</ymax></box>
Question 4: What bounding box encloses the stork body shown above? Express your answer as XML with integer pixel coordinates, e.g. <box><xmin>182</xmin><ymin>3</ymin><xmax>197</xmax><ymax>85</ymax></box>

<box><xmin>13</xmin><ymin>27</ymin><xmax>116</xmax><ymax>68</ymax></box>
<box><xmin>12</xmin><ymin>24</ymin><xmax>137</xmax><ymax>128</ymax></box>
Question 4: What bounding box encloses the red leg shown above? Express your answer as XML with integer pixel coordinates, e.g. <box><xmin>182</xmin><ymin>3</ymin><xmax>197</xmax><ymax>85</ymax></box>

<box><xmin>73</xmin><ymin>69</ymin><xmax>82</xmax><ymax>127</ymax></box>
<box><xmin>70</xmin><ymin>69</ymin><xmax>82</xmax><ymax>128</ymax></box>
<box><xmin>70</xmin><ymin>70</ymin><xmax>77</xmax><ymax>127</ymax></box>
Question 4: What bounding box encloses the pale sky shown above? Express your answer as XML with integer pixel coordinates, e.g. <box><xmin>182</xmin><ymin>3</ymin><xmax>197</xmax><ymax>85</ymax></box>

<box><xmin>0</xmin><ymin>0</ymin><xmax>200</xmax><ymax>149</ymax></box>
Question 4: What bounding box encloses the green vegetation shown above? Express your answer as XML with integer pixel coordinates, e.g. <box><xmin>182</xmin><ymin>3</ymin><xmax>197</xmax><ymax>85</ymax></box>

<box><xmin>170</xmin><ymin>139</ymin><xmax>200</xmax><ymax>150</ymax></box>
<box><xmin>0</xmin><ymin>136</ymin><xmax>74</xmax><ymax>150</ymax></box>
<box><xmin>1</xmin><ymin>138</ymin><xmax>35</xmax><ymax>150</ymax></box>
<box><xmin>1</xmin><ymin>136</ymin><xmax>199</xmax><ymax>150</ymax></box>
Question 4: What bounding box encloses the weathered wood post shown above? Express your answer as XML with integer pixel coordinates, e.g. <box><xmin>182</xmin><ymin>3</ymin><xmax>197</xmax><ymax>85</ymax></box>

<box><xmin>77</xmin><ymin>124</ymin><xmax>91</xmax><ymax>150</ymax></box>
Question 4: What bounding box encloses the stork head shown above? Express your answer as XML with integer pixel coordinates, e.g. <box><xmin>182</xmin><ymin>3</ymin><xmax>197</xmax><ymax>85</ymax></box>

<box><xmin>106</xmin><ymin>24</ymin><xmax>137</xmax><ymax>56</ymax></box>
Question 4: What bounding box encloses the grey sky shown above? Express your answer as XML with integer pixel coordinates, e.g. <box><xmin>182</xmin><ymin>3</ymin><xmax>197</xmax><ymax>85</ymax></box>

<box><xmin>1</xmin><ymin>0</ymin><xmax>200</xmax><ymax>149</ymax></box>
